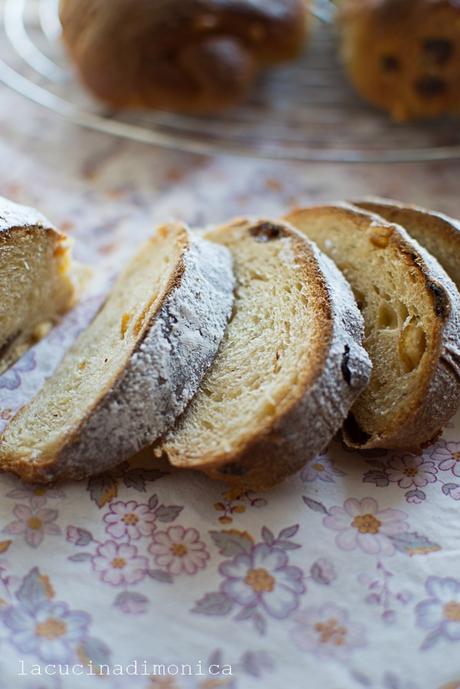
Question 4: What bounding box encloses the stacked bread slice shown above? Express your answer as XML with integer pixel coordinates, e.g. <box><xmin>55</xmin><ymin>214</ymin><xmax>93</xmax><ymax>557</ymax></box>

<box><xmin>158</xmin><ymin>219</ymin><xmax>371</xmax><ymax>489</ymax></box>
<box><xmin>0</xmin><ymin>223</ymin><xmax>234</xmax><ymax>482</ymax></box>
<box><xmin>0</xmin><ymin>213</ymin><xmax>371</xmax><ymax>486</ymax></box>
<box><xmin>353</xmin><ymin>198</ymin><xmax>460</xmax><ymax>289</ymax></box>
<box><xmin>1</xmin><ymin>197</ymin><xmax>459</xmax><ymax>489</ymax></box>
<box><xmin>0</xmin><ymin>197</ymin><xmax>77</xmax><ymax>374</ymax></box>
<box><xmin>285</xmin><ymin>203</ymin><xmax>460</xmax><ymax>451</ymax></box>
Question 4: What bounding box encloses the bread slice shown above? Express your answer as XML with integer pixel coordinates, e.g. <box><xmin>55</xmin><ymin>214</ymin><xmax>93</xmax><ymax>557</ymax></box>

<box><xmin>285</xmin><ymin>203</ymin><xmax>460</xmax><ymax>451</ymax></box>
<box><xmin>157</xmin><ymin>218</ymin><xmax>371</xmax><ymax>490</ymax></box>
<box><xmin>0</xmin><ymin>196</ymin><xmax>77</xmax><ymax>374</ymax></box>
<box><xmin>0</xmin><ymin>223</ymin><xmax>234</xmax><ymax>483</ymax></box>
<box><xmin>353</xmin><ymin>197</ymin><xmax>460</xmax><ymax>290</ymax></box>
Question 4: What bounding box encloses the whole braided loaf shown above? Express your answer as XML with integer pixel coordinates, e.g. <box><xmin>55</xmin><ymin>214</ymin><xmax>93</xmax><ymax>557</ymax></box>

<box><xmin>59</xmin><ymin>0</ymin><xmax>309</xmax><ymax>112</ymax></box>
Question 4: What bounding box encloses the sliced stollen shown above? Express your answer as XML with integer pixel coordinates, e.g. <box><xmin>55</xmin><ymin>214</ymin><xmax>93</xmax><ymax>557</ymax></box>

<box><xmin>157</xmin><ymin>218</ymin><xmax>371</xmax><ymax>490</ymax></box>
<box><xmin>353</xmin><ymin>197</ymin><xmax>460</xmax><ymax>289</ymax></box>
<box><xmin>285</xmin><ymin>203</ymin><xmax>460</xmax><ymax>451</ymax></box>
<box><xmin>0</xmin><ymin>196</ymin><xmax>77</xmax><ymax>374</ymax></box>
<box><xmin>0</xmin><ymin>223</ymin><xmax>234</xmax><ymax>483</ymax></box>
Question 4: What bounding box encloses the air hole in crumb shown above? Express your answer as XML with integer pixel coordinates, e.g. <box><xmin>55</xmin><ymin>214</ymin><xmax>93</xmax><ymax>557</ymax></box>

<box><xmin>397</xmin><ymin>302</ymin><xmax>409</xmax><ymax>323</ymax></box>
<box><xmin>0</xmin><ymin>330</ymin><xmax>21</xmax><ymax>358</ymax></box>
<box><xmin>341</xmin><ymin>345</ymin><xmax>352</xmax><ymax>385</ymax></box>
<box><xmin>423</xmin><ymin>38</ymin><xmax>454</xmax><ymax>65</ymax></box>
<box><xmin>377</xmin><ymin>302</ymin><xmax>398</xmax><ymax>329</ymax></box>
<box><xmin>381</xmin><ymin>54</ymin><xmax>401</xmax><ymax>72</ymax></box>
<box><xmin>415</xmin><ymin>75</ymin><xmax>447</xmax><ymax>98</ymax></box>
<box><xmin>250</xmin><ymin>222</ymin><xmax>283</xmax><ymax>242</ymax></box>
<box><xmin>398</xmin><ymin>322</ymin><xmax>427</xmax><ymax>373</ymax></box>
<box><xmin>344</xmin><ymin>414</ymin><xmax>371</xmax><ymax>446</ymax></box>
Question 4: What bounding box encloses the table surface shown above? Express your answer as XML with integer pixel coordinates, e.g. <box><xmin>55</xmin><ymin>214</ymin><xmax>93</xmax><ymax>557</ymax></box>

<box><xmin>0</xmin><ymin>86</ymin><xmax>460</xmax><ymax>689</ymax></box>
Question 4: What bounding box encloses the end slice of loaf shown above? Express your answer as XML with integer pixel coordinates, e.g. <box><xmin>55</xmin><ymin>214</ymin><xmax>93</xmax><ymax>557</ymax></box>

<box><xmin>354</xmin><ymin>197</ymin><xmax>460</xmax><ymax>290</ymax></box>
<box><xmin>0</xmin><ymin>196</ymin><xmax>77</xmax><ymax>374</ymax></box>
<box><xmin>0</xmin><ymin>223</ymin><xmax>234</xmax><ymax>483</ymax></box>
<box><xmin>285</xmin><ymin>204</ymin><xmax>460</xmax><ymax>451</ymax></box>
<box><xmin>158</xmin><ymin>218</ymin><xmax>371</xmax><ymax>490</ymax></box>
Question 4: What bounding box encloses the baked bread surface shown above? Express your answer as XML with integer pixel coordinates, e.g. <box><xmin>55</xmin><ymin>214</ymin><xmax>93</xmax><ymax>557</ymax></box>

<box><xmin>285</xmin><ymin>203</ymin><xmax>460</xmax><ymax>450</ymax></box>
<box><xmin>0</xmin><ymin>196</ymin><xmax>75</xmax><ymax>375</ymax></box>
<box><xmin>339</xmin><ymin>0</ymin><xmax>460</xmax><ymax>120</ymax></box>
<box><xmin>159</xmin><ymin>218</ymin><xmax>371</xmax><ymax>490</ymax></box>
<box><xmin>59</xmin><ymin>0</ymin><xmax>308</xmax><ymax>112</ymax></box>
<box><xmin>354</xmin><ymin>197</ymin><xmax>460</xmax><ymax>290</ymax></box>
<box><xmin>0</xmin><ymin>224</ymin><xmax>234</xmax><ymax>483</ymax></box>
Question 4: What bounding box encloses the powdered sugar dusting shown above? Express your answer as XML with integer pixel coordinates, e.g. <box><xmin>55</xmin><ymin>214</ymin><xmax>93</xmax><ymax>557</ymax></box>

<box><xmin>20</xmin><ymin>230</ymin><xmax>234</xmax><ymax>481</ymax></box>
<box><xmin>0</xmin><ymin>195</ymin><xmax>54</xmax><ymax>234</ymax></box>
<box><xmin>163</xmin><ymin>220</ymin><xmax>371</xmax><ymax>489</ymax></box>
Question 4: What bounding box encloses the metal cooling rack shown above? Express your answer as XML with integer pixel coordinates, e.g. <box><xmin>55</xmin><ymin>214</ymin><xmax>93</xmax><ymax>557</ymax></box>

<box><xmin>1</xmin><ymin>0</ymin><xmax>460</xmax><ymax>163</ymax></box>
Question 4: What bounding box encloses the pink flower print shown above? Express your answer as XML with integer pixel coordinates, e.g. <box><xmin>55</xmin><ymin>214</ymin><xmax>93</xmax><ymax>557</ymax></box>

<box><xmin>104</xmin><ymin>501</ymin><xmax>156</xmax><ymax>540</ymax></box>
<box><xmin>149</xmin><ymin>526</ymin><xmax>209</xmax><ymax>575</ymax></box>
<box><xmin>310</xmin><ymin>558</ymin><xmax>337</xmax><ymax>585</ymax></box>
<box><xmin>323</xmin><ymin>497</ymin><xmax>408</xmax><ymax>556</ymax></box>
<box><xmin>0</xmin><ymin>350</ymin><xmax>35</xmax><ymax>392</ymax></box>
<box><xmin>92</xmin><ymin>541</ymin><xmax>148</xmax><ymax>586</ymax></box>
<box><xmin>4</xmin><ymin>505</ymin><xmax>61</xmax><ymax>548</ymax></box>
<box><xmin>219</xmin><ymin>544</ymin><xmax>305</xmax><ymax>619</ymax></box>
<box><xmin>431</xmin><ymin>441</ymin><xmax>460</xmax><ymax>478</ymax></box>
<box><xmin>301</xmin><ymin>456</ymin><xmax>345</xmax><ymax>483</ymax></box>
<box><xmin>387</xmin><ymin>455</ymin><xmax>437</xmax><ymax>488</ymax></box>
<box><xmin>6</xmin><ymin>483</ymin><xmax>65</xmax><ymax>509</ymax></box>
<box><xmin>291</xmin><ymin>604</ymin><xmax>366</xmax><ymax>660</ymax></box>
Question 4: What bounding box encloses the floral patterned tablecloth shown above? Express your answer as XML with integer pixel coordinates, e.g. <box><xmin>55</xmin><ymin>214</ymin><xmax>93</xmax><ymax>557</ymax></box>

<box><xmin>0</xmin><ymin>86</ymin><xmax>460</xmax><ymax>689</ymax></box>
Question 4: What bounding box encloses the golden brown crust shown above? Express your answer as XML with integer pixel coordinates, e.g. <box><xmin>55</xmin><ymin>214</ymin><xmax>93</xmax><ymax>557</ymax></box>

<box><xmin>338</xmin><ymin>0</ymin><xmax>460</xmax><ymax>120</ymax></box>
<box><xmin>59</xmin><ymin>0</ymin><xmax>309</xmax><ymax>112</ymax></box>
<box><xmin>285</xmin><ymin>203</ymin><xmax>460</xmax><ymax>451</ymax></box>
<box><xmin>161</xmin><ymin>218</ymin><xmax>371</xmax><ymax>490</ymax></box>
<box><xmin>353</xmin><ymin>197</ymin><xmax>460</xmax><ymax>290</ymax></box>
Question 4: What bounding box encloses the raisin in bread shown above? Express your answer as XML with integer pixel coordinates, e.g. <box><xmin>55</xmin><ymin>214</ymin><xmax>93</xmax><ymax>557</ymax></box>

<box><xmin>59</xmin><ymin>0</ymin><xmax>308</xmax><ymax>113</ymax></box>
<box><xmin>339</xmin><ymin>0</ymin><xmax>460</xmax><ymax>121</ymax></box>
<box><xmin>354</xmin><ymin>197</ymin><xmax>460</xmax><ymax>289</ymax></box>
<box><xmin>285</xmin><ymin>204</ymin><xmax>460</xmax><ymax>450</ymax></box>
<box><xmin>157</xmin><ymin>219</ymin><xmax>371</xmax><ymax>490</ymax></box>
<box><xmin>0</xmin><ymin>224</ymin><xmax>234</xmax><ymax>483</ymax></box>
<box><xmin>0</xmin><ymin>197</ymin><xmax>77</xmax><ymax>375</ymax></box>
